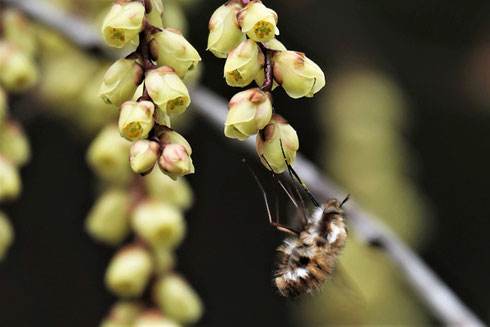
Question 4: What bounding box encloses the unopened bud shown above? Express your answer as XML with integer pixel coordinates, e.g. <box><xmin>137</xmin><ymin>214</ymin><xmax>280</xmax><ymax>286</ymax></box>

<box><xmin>0</xmin><ymin>156</ymin><xmax>21</xmax><ymax>201</ymax></box>
<box><xmin>101</xmin><ymin>301</ymin><xmax>144</xmax><ymax>327</ymax></box>
<box><xmin>134</xmin><ymin>310</ymin><xmax>181</xmax><ymax>327</ymax></box>
<box><xmin>0</xmin><ymin>211</ymin><xmax>14</xmax><ymax>261</ymax></box>
<box><xmin>118</xmin><ymin>101</ymin><xmax>154</xmax><ymax>141</ymax></box>
<box><xmin>105</xmin><ymin>244</ymin><xmax>153</xmax><ymax>297</ymax></box>
<box><xmin>153</xmin><ymin>274</ymin><xmax>203</xmax><ymax>324</ymax></box>
<box><xmin>130</xmin><ymin>140</ymin><xmax>160</xmax><ymax>174</ymax></box>
<box><xmin>101</xmin><ymin>1</ymin><xmax>145</xmax><ymax>48</ymax></box>
<box><xmin>144</xmin><ymin>168</ymin><xmax>193</xmax><ymax>210</ymax></box>
<box><xmin>237</xmin><ymin>1</ymin><xmax>278</xmax><ymax>43</ymax></box>
<box><xmin>157</xmin><ymin>129</ymin><xmax>194</xmax><ymax>180</ymax></box>
<box><xmin>224</xmin><ymin>88</ymin><xmax>273</xmax><ymax>141</ymax></box>
<box><xmin>0</xmin><ymin>121</ymin><xmax>30</xmax><ymax>167</ymax></box>
<box><xmin>0</xmin><ymin>42</ymin><xmax>38</xmax><ymax>92</ymax></box>
<box><xmin>145</xmin><ymin>66</ymin><xmax>191</xmax><ymax>115</ymax></box>
<box><xmin>87</xmin><ymin>124</ymin><xmax>133</xmax><ymax>184</ymax></box>
<box><xmin>207</xmin><ymin>1</ymin><xmax>246</xmax><ymax>58</ymax></box>
<box><xmin>224</xmin><ymin>39</ymin><xmax>264</xmax><ymax>87</ymax></box>
<box><xmin>150</xmin><ymin>29</ymin><xmax>201</xmax><ymax>78</ymax></box>
<box><xmin>132</xmin><ymin>201</ymin><xmax>185</xmax><ymax>249</ymax></box>
<box><xmin>272</xmin><ymin>50</ymin><xmax>325</xmax><ymax>98</ymax></box>
<box><xmin>256</xmin><ymin>114</ymin><xmax>299</xmax><ymax>173</ymax></box>
<box><xmin>99</xmin><ymin>58</ymin><xmax>144</xmax><ymax>106</ymax></box>
<box><xmin>2</xmin><ymin>9</ymin><xmax>36</xmax><ymax>56</ymax></box>
<box><xmin>146</xmin><ymin>0</ymin><xmax>164</xmax><ymax>28</ymax></box>
<box><xmin>85</xmin><ymin>188</ymin><xmax>131</xmax><ymax>245</ymax></box>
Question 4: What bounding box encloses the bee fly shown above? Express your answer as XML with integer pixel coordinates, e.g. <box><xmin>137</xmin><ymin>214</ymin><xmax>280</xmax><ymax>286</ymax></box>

<box><xmin>245</xmin><ymin>144</ymin><xmax>349</xmax><ymax>298</ymax></box>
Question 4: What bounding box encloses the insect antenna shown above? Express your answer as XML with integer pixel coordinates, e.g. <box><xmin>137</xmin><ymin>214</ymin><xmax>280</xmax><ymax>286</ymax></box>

<box><xmin>340</xmin><ymin>194</ymin><xmax>351</xmax><ymax>207</ymax></box>
<box><xmin>279</xmin><ymin>139</ymin><xmax>321</xmax><ymax>208</ymax></box>
<box><xmin>242</xmin><ymin>159</ymin><xmax>298</xmax><ymax>235</ymax></box>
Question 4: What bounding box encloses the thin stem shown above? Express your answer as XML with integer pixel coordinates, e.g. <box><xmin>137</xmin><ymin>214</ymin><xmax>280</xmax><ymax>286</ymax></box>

<box><xmin>259</xmin><ymin>44</ymin><xmax>274</xmax><ymax>92</ymax></box>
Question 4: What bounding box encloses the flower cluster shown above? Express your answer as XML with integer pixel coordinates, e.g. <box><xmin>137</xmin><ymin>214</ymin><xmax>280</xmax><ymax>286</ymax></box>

<box><xmin>88</xmin><ymin>1</ymin><xmax>203</xmax><ymax>325</ymax></box>
<box><xmin>99</xmin><ymin>0</ymin><xmax>201</xmax><ymax>179</ymax></box>
<box><xmin>0</xmin><ymin>8</ymin><xmax>34</xmax><ymax>261</ymax></box>
<box><xmin>208</xmin><ymin>0</ymin><xmax>325</xmax><ymax>173</ymax></box>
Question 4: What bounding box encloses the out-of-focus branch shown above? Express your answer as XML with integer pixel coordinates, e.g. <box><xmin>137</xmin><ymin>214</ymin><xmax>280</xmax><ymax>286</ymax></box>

<box><xmin>1</xmin><ymin>0</ymin><xmax>484</xmax><ymax>325</ymax></box>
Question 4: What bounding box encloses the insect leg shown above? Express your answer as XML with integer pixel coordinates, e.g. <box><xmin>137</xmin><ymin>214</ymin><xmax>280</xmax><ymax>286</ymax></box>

<box><xmin>242</xmin><ymin>159</ymin><xmax>299</xmax><ymax>235</ymax></box>
<box><xmin>279</xmin><ymin>139</ymin><xmax>321</xmax><ymax>208</ymax></box>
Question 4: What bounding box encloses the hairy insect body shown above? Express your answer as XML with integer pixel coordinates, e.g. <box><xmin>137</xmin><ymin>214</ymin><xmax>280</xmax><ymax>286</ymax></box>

<box><xmin>274</xmin><ymin>199</ymin><xmax>347</xmax><ymax>298</ymax></box>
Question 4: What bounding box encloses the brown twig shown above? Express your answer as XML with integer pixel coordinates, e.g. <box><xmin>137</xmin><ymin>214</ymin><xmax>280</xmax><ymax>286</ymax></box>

<box><xmin>259</xmin><ymin>43</ymin><xmax>274</xmax><ymax>92</ymax></box>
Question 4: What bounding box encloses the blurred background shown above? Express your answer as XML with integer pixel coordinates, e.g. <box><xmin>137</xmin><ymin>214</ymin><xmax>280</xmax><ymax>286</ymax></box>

<box><xmin>0</xmin><ymin>0</ymin><xmax>489</xmax><ymax>326</ymax></box>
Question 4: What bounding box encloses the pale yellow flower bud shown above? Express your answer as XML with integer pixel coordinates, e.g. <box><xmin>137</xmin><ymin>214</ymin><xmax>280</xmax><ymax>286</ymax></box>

<box><xmin>129</xmin><ymin>140</ymin><xmax>160</xmax><ymax>174</ymax></box>
<box><xmin>224</xmin><ymin>88</ymin><xmax>273</xmax><ymax>141</ymax></box>
<box><xmin>99</xmin><ymin>58</ymin><xmax>144</xmax><ymax>106</ymax></box>
<box><xmin>157</xmin><ymin>129</ymin><xmax>194</xmax><ymax>180</ymax></box>
<box><xmin>272</xmin><ymin>50</ymin><xmax>325</xmax><ymax>98</ymax></box>
<box><xmin>87</xmin><ymin>124</ymin><xmax>133</xmax><ymax>184</ymax></box>
<box><xmin>105</xmin><ymin>245</ymin><xmax>153</xmax><ymax>297</ymax></box>
<box><xmin>85</xmin><ymin>188</ymin><xmax>131</xmax><ymax>245</ymax></box>
<box><xmin>0</xmin><ymin>42</ymin><xmax>38</xmax><ymax>92</ymax></box>
<box><xmin>256</xmin><ymin>114</ymin><xmax>299</xmax><ymax>173</ymax></box>
<box><xmin>144</xmin><ymin>168</ymin><xmax>193</xmax><ymax>210</ymax></box>
<box><xmin>146</xmin><ymin>0</ymin><xmax>164</xmax><ymax>28</ymax></box>
<box><xmin>0</xmin><ymin>156</ymin><xmax>21</xmax><ymax>201</ymax></box>
<box><xmin>150</xmin><ymin>29</ymin><xmax>201</xmax><ymax>78</ymax></box>
<box><xmin>145</xmin><ymin>66</ymin><xmax>191</xmax><ymax>115</ymax></box>
<box><xmin>207</xmin><ymin>0</ymin><xmax>246</xmax><ymax>58</ymax></box>
<box><xmin>0</xmin><ymin>121</ymin><xmax>30</xmax><ymax>167</ymax></box>
<box><xmin>237</xmin><ymin>1</ymin><xmax>278</xmax><ymax>43</ymax></box>
<box><xmin>134</xmin><ymin>310</ymin><xmax>181</xmax><ymax>327</ymax></box>
<box><xmin>131</xmin><ymin>200</ymin><xmax>185</xmax><ymax>249</ymax></box>
<box><xmin>101</xmin><ymin>301</ymin><xmax>144</xmax><ymax>327</ymax></box>
<box><xmin>153</xmin><ymin>274</ymin><xmax>203</xmax><ymax>324</ymax></box>
<box><xmin>0</xmin><ymin>211</ymin><xmax>14</xmax><ymax>261</ymax></box>
<box><xmin>2</xmin><ymin>8</ymin><xmax>36</xmax><ymax>56</ymax></box>
<box><xmin>101</xmin><ymin>1</ymin><xmax>145</xmax><ymax>48</ymax></box>
<box><xmin>118</xmin><ymin>101</ymin><xmax>155</xmax><ymax>141</ymax></box>
<box><xmin>224</xmin><ymin>39</ymin><xmax>264</xmax><ymax>87</ymax></box>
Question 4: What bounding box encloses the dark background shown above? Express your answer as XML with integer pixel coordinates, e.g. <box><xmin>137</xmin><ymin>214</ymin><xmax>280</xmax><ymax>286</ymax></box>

<box><xmin>1</xmin><ymin>0</ymin><xmax>490</xmax><ymax>326</ymax></box>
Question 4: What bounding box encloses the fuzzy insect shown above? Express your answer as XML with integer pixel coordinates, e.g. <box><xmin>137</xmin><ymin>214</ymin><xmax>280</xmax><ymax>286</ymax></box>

<box><xmin>274</xmin><ymin>198</ymin><xmax>348</xmax><ymax>298</ymax></box>
<box><xmin>245</xmin><ymin>147</ymin><xmax>349</xmax><ymax>298</ymax></box>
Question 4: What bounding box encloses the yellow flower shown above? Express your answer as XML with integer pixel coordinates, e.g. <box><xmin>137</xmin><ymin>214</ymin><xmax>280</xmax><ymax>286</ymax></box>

<box><xmin>150</xmin><ymin>29</ymin><xmax>201</xmax><ymax>78</ymax></box>
<box><xmin>224</xmin><ymin>88</ymin><xmax>272</xmax><ymax>140</ymax></box>
<box><xmin>207</xmin><ymin>0</ymin><xmax>246</xmax><ymax>58</ymax></box>
<box><xmin>129</xmin><ymin>140</ymin><xmax>160</xmax><ymax>174</ymax></box>
<box><xmin>224</xmin><ymin>39</ymin><xmax>264</xmax><ymax>87</ymax></box>
<box><xmin>237</xmin><ymin>1</ymin><xmax>278</xmax><ymax>42</ymax></box>
<box><xmin>145</xmin><ymin>66</ymin><xmax>191</xmax><ymax>115</ymax></box>
<box><xmin>256</xmin><ymin>114</ymin><xmax>299</xmax><ymax>173</ymax></box>
<box><xmin>99</xmin><ymin>58</ymin><xmax>144</xmax><ymax>106</ymax></box>
<box><xmin>101</xmin><ymin>1</ymin><xmax>145</xmax><ymax>48</ymax></box>
<box><xmin>0</xmin><ymin>156</ymin><xmax>21</xmax><ymax>201</ymax></box>
<box><xmin>0</xmin><ymin>42</ymin><xmax>38</xmax><ymax>92</ymax></box>
<box><xmin>118</xmin><ymin>101</ymin><xmax>155</xmax><ymax>141</ymax></box>
<box><xmin>105</xmin><ymin>245</ymin><xmax>153</xmax><ymax>297</ymax></box>
<box><xmin>272</xmin><ymin>50</ymin><xmax>325</xmax><ymax>98</ymax></box>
